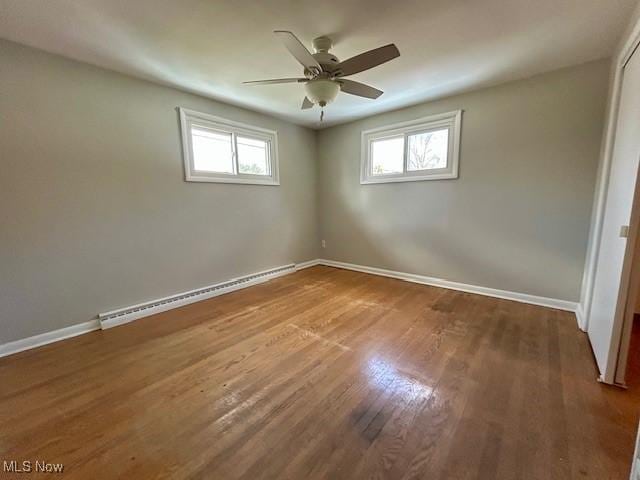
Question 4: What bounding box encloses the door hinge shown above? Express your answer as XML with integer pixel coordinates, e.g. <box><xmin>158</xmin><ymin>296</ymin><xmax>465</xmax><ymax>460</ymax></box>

<box><xmin>620</xmin><ymin>225</ymin><xmax>630</xmax><ymax>238</ymax></box>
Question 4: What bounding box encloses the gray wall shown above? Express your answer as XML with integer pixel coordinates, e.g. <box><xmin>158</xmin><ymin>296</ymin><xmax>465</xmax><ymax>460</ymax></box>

<box><xmin>0</xmin><ymin>39</ymin><xmax>319</xmax><ymax>343</ymax></box>
<box><xmin>0</xmin><ymin>38</ymin><xmax>612</xmax><ymax>345</ymax></box>
<box><xmin>317</xmin><ymin>59</ymin><xmax>610</xmax><ymax>302</ymax></box>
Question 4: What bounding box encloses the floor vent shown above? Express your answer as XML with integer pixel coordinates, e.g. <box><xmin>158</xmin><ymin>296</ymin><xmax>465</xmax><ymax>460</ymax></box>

<box><xmin>98</xmin><ymin>263</ymin><xmax>296</xmax><ymax>330</ymax></box>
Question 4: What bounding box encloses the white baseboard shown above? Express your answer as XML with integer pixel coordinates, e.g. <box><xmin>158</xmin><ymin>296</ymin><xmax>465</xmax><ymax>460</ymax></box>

<box><xmin>99</xmin><ymin>263</ymin><xmax>298</xmax><ymax>329</ymax></box>
<box><xmin>575</xmin><ymin>304</ymin><xmax>587</xmax><ymax>331</ymax></box>
<box><xmin>294</xmin><ymin>259</ymin><xmax>322</xmax><ymax>270</ymax></box>
<box><xmin>316</xmin><ymin>259</ymin><xmax>579</xmax><ymax>313</ymax></box>
<box><xmin>0</xmin><ymin>320</ymin><xmax>100</xmax><ymax>358</ymax></box>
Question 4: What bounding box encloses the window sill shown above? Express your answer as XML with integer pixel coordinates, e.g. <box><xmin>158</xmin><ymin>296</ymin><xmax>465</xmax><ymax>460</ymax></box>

<box><xmin>186</xmin><ymin>175</ymin><xmax>280</xmax><ymax>186</ymax></box>
<box><xmin>360</xmin><ymin>171</ymin><xmax>458</xmax><ymax>184</ymax></box>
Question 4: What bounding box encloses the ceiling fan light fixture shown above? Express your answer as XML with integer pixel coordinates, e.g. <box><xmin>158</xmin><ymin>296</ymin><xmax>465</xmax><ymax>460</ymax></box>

<box><xmin>304</xmin><ymin>79</ymin><xmax>340</xmax><ymax>106</ymax></box>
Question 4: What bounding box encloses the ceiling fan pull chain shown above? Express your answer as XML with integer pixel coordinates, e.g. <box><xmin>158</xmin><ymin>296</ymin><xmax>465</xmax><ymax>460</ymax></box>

<box><xmin>320</xmin><ymin>108</ymin><xmax>324</xmax><ymax>122</ymax></box>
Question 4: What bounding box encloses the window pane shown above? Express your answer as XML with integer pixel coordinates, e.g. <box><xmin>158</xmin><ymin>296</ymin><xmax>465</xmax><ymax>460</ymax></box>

<box><xmin>371</xmin><ymin>137</ymin><xmax>404</xmax><ymax>175</ymax></box>
<box><xmin>237</xmin><ymin>136</ymin><xmax>269</xmax><ymax>175</ymax></box>
<box><xmin>407</xmin><ymin>129</ymin><xmax>448</xmax><ymax>171</ymax></box>
<box><xmin>191</xmin><ymin>127</ymin><xmax>234</xmax><ymax>173</ymax></box>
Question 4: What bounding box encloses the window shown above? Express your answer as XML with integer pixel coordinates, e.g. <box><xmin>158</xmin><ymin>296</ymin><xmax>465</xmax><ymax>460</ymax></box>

<box><xmin>360</xmin><ymin>110</ymin><xmax>462</xmax><ymax>184</ymax></box>
<box><xmin>179</xmin><ymin>108</ymin><xmax>279</xmax><ymax>185</ymax></box>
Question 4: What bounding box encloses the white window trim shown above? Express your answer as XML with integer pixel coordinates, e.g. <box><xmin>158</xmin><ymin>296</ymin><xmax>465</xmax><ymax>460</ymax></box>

<box><xmin>179</xmin><ymin>107</ymin><xmax>280</xmax><ymax>186</ymax></box>
<box><xmin>360</xmin><ymin>110</ymin><xmax>462</xmax><ymax>184</ymax></box>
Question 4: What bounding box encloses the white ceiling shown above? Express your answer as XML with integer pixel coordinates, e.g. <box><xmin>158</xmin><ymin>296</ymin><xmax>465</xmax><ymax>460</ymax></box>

<box><xmin>0</xmin><ymin>0</ymin><xmax>636</xmax><ymax>128</ymax></box>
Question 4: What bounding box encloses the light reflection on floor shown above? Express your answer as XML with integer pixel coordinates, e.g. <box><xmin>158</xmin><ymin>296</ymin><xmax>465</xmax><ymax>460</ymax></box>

<box><xmin>365</xmin><ymin>355</ymin><xmax>435</xmax><ymax>403</ymax></box>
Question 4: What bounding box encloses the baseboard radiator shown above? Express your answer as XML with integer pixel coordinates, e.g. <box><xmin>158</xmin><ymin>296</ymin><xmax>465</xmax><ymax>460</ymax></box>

<box><xmin>0</xmin><ymin>258</ymin><xmax>577</xmax><ymax>358</ymax></box>
<box><xmin>99</xmin><ymin>263</ymin><xmax>296</xmax><ymax>330</ymax></box>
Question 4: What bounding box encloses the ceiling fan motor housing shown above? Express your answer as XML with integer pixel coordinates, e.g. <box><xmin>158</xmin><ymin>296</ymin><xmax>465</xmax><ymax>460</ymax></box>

<box><xmin>312</xmin><ymin>36</ymin><xmax>339</xmax><ymax>73</ymax></box>
<box><xmin>312</xmin><ymin>52</ymin><xmax>339</xmax><ymax>73</ymax></box>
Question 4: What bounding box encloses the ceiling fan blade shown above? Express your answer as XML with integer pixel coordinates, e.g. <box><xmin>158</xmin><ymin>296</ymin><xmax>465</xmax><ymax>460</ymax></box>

<box><xmin>301</xmin><ymin>97</ymin><xmax>314</xmax><ymax>109</ymax></box>
<box><xmin>338</xmin><ymin>79</ymin><xmax>383</xmax><ymax>99</ymax></box>
<box><xmin>336</xmin><ymin>44</ymin><xmax>400</xmax><ymax>77</ymax></box>
<box><xmin>274</xmin><ymin>30</ymin><xmax>322</xmax><ymax>72</ymax></box>
<box><xmin>243</xmin><ymin>78</ymin><xmax>307</xmax><ymax>85</ymax></box>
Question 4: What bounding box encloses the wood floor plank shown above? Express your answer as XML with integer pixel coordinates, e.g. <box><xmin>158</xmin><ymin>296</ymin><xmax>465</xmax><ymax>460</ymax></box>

<box><xmin>0</xmin><ymin>266</ymin><xmax>638</xmax><ymax>479</ymax></box>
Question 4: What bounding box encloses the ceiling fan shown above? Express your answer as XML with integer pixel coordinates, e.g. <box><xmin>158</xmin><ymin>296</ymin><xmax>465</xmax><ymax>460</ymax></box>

<box><xmin>243</xmin><ymin>31</ymin><xmax>400</xmax><ymax>120</ymax></box>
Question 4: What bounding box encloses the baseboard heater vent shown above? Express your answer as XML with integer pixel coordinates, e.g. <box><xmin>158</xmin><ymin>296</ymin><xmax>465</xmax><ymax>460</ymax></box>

<box><xmin>98</xmin><ymin>263</ymin><xmax>296</xmax><ymax>330</ymax></box>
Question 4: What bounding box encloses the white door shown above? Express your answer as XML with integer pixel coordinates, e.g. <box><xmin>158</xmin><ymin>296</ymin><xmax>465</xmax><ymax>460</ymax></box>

<box><xmin>588</xmin><ymin>47</ymin><xmax>640</xmax><ymax>382</ymax></box>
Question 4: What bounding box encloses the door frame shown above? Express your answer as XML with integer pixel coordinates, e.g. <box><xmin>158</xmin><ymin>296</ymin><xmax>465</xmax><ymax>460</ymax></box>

<box><xmin>579</xmin><ymin>16</ymin><xmax>640</xmax><ymax>384</ymax></box>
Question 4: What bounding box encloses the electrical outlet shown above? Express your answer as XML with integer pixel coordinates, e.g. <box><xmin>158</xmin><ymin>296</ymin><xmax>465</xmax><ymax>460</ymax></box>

<box><xmin>321</xmin><ymin>240</ymin><xmax>326</xmax><ymax>248</ymax></box>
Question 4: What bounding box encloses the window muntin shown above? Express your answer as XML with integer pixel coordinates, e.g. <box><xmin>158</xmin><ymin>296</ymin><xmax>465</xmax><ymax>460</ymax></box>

<box><xmin>361</xmin><ymin>110</ymin><xmax>462</xmax><ymax>184</ymax></box>
<box><xmin>179</xmin><ymin>108</ymin><xmax>279</xmax><ymax>185</ymax></box>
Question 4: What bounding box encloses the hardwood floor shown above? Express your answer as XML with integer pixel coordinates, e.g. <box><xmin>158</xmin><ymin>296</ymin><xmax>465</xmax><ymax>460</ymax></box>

<box><xmin>0</xmin><ymin>266</ymin><xmax>638</xmax><ymax>479</ymax></box>
<box><xmin>626</xmin><ymin>315</ymin><xmax>640</xmax><ymax>389</ymax></box>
